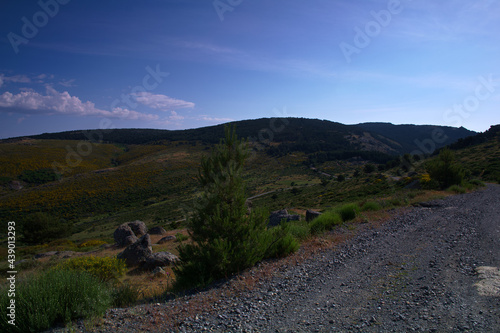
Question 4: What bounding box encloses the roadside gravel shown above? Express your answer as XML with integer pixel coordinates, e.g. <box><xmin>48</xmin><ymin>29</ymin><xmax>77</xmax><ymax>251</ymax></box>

<box><xmin>68</xmin><ymin>184</ymin><xmax>500</xmax><ymax>332</ymax></box>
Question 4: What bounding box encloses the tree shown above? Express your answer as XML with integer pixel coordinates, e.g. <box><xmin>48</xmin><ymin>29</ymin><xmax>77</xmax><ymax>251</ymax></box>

<box><xmin>364</xmin><ymin>163</ymin><xmax>376</xmax><ymax>173</ymax></box>
<box><xmin>426</xmin><ymin>148</ymin><xmax>465</xmax><ymax>189</ymax></box>
<box><xmin>174</xmin><ymin>126</ymin><xmax>271</xmax><ymax>289</ymax></box>
<box><xmin>20</xmin><ymin>212</ymin><xmax>72</xmax><ymax>244</ymax></box>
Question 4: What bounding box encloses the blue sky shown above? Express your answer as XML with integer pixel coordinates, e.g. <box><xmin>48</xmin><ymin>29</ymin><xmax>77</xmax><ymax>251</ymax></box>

<box><xmin>1</xmin><ymin>0</ymin><xmax>499</xmax><ymax>139</ymax></box>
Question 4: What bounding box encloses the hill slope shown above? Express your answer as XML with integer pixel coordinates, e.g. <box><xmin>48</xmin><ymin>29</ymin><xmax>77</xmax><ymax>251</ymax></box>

<box><xmin>9</xmin><ymin>118</ymin><xmax>476</xmax><ymax>156</ymax></box>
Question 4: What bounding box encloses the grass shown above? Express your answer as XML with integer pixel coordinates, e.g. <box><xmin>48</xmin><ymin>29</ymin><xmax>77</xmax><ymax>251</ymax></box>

<box><xmin>309</xmin><ymin>210</ymin><xmax>343</xmax><ymax>235</ymax></box>
<box><xmin>0</xmin><ymin>269</ymin><xmax>112</xmax><ymax>333</ymax></box>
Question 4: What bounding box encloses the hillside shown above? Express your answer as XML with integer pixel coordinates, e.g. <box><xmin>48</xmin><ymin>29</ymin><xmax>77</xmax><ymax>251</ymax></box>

<box><xmin>448</xmin><ymin>125</ymin><xmax>500</xmax><ymax>183</ymax></box>
<box><xmin>356</xmin><ymin>122</ymin><xmax>475</xmax><ymax>153</ymax></box>
<box><xmin>6</xmin><ymin>118</ymin><xmax>476</xmax><ymax>156</ymax></box>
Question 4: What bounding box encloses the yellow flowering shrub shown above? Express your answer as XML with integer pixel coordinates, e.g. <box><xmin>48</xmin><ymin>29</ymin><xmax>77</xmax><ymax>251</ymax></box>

<box><xmin>56</xmin><ymin>256</ymin><xmax>126</xmax><ymax>282</ymax></box>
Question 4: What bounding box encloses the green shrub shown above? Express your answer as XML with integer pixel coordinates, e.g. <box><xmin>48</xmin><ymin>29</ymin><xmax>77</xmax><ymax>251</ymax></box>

<box><xmin>447</xmin><ymin>185</ymin><xmax>466</xmax><ymax>194</ymax></box>
<box><xmin>336</xmin><ymin>203</ymin><xmax>360</xmax><ymax>222</ymax></box>
<box><xmin>426</xmin><ymin>149</ymin><xmax>465</xmax><ymax>189</ymax></box>
<box><xmin>175</xmin><ymin>233</ymin><xmax>189</xmax><ymax>242</ymax></box>
<box><xmin>309</xmin><ymin>211</ymin><xmax>342</xmax><ymax>235</ymax></box>
<box><xmin>0</xmin><ymin>270</ymin><xmax>111</xmax><ymax>333</ymax></box>
<box><xmin>469</xmin><ymin>179</ymin><xmax>485</xmax><ymax>187</ymax></box>
<box><xmin>18</xmin><ymin>168</ymin><xmax>60</xmax><ymax>184</ymax></box>
<box><xmin>111</xmin><ymin>283</ymin><xmax>141</xmax><ymax>307</ymax></box>
<box><xmin>361</xmin><ymin>201</ymin><xmax>381</xmax><ymax>211</ymax></box>
<box><xmin>19</xmin><ymin>212</ymin><xmax>72</xmax><ymax>245</ymax></box>
<box><xmin>56</xmin><ymin>256</ymin><xmax>126</xmax><ymax>282</ymax></box>
<box><xmin>264</xmin><ymin>226</ymin><xmax>299</xmax><ymax>258</ymax></box>
<box><xmin>282</xmin><ymin>220</ymin><xmax>310</xmax><ymax>241</ymax></box>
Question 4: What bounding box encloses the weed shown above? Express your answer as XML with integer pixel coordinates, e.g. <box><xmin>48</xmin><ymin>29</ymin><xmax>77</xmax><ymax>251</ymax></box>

<box><xmin>56</xmin><ymin>256</ymin><xmax>126</xmax><ymax>282</ymax></box>
<box><xmin>309</xmin><ymin>211</ymin><xmax>342</xmax><ymax>235</ymax></box>
<box><xmin>336</xmin><ymin>203</ymin><xmax>360</xmax><ymax>222</ymax></box>
<box><xmin>447</xmin><ymin>185</ymin><xmax>466</xmax><ymax>194</ymax></box>
<box><xmin>112</xmin><ymin>283</ymin><xmax>141</xmax><ymax>307</ymax></box>
<box><xmin>361</xmin><ymin>201</ymin><xmax>381</xmax><ymax>212</ymax></box>
<box><xmin>0</xmin><ymin>269</ymin><xmax>111</xmax><ymax>333</ymax></box>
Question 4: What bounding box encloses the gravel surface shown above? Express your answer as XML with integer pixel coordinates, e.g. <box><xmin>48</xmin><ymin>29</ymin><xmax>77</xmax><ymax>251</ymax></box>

<box><xmin>66</xmin><ymin>184</ymin><xmax>500</xmax><ymax>332</ymax></box>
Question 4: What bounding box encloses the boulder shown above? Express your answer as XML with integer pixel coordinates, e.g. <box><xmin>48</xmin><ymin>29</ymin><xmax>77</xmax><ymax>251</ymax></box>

<box><xmin>148</xmin><ymin>226</ymin><xmax>167</xmax><ymax>235</ymax></box>
<box><xmin>306</xmin><ymin>210</ymin><xmax>322</xmax><ymax>222</ymax></box>
<box><xmin>269</xmin><ymin>209</ymin><xmax>301</xmax><ymax>226</ymax></box>
<box><xmin>141</xmin><ymin>251</ymin><xmax>179</xmax><ymax>271</ymax></box>
<box><xmin>114</xmin><ymin>224</ymin><xmax>138</xmax><ymax>248</ymax></box>
<box><xmin>127</xmin><ymin>220</ymin><xmax>147</xmax><ymax>237</ymax></box>
<box><xmin>117</xmin><ymin>234</ymin><xmax>152</xmax><ymax>267</ymax></box>
<box><xmin>157</xmin><ymin>235</ymin><xmax>177</xmax><ymax>244</ymax></box>
<box><xmin>152</xmin><ymin>267</ymin><xmax>166</xmax><ymax>277</ymax></box>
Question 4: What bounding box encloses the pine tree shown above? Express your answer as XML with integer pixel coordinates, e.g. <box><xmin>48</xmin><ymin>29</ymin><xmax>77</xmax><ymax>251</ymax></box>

<box><xmin>174</xmin><ymin>125</ymin><xmax>269</xmax><ymax>289</ymax></box>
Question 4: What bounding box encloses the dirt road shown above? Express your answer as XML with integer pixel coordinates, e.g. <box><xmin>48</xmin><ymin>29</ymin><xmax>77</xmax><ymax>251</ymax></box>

<box><xmin>73</xmin><ymin>184</ymin><xmax>500</xmax><ymax>332</ymax></box>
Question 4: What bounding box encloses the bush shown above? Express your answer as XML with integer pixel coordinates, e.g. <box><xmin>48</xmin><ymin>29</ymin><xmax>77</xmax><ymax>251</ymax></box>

<box><xmin>336</xmin><ymin>203</ymin><xmax>360</xmax><ymax>222</ymax></box>
<box><xmin>111</xmin><ymin>283</ymin><xmax>141</xmax><ymax>307</ymax></box>
<box><xmin>282</xmin><ymin>220</ymin><xmax>310</xmax><ymax>241</ymax></box>
<box><xmin>18</xmin><ymin>168</ymin><xmax>60</xmax><ymax>184</ymax></box>
<box><xmin>264</xmin><ymin>226</ymin><xmax>299</xmax><ymax>258</ymax></box>
<box><xmin>0</xmin><ymin>270</ymin><xmax>111</xmax><ymax>333</ymax></box>
<box><xmin>309</xmin><ymin>211</ymin><xmax>342</xmax><ymax>235</ymax></box>
<box><xmin>19</xmin><ymin>212</ymin><xmax>72</xmax><ymax>245</ymax></box>
<box><xmin>56</xmin><ymin>256</ymin><xmax>127</xmax><ymax>282</ymax></box>
<box><xmin>447</xmin><ymin>185</ymin><xmax>466</xmax><ymax>194</ymax></box>
<box><xmin>469</xmin><ymin>179</ymin><xmax>485</xmax><ymax>187</ymax></box>
<box><xmin>361</xmin><ymin>201</ymin><xmax>381</xmax><ymax>211</ymax></box>
<box><xmin>175</xmin><ymin>233</ymin><xmax>189</xmax><ymax>242</ymax></box>
<box><xmin>426</xmin><ymin>149</ymin><xmax>465</xmax><ymax>189</ymax></box>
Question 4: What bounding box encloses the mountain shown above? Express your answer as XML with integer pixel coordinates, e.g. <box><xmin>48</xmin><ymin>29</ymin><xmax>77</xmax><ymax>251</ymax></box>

<box><xmin>355</xmin><ymin>122</ymin><xmax>476</xmax><ymax>154</ymax></box>
<box><xmin>9</xmin><ymin>118</ymin><xmax>476</xmax><ymax>158</ymax></box>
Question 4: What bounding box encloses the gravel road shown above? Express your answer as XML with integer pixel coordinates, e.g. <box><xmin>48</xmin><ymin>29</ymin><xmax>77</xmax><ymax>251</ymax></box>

<box><xmin>72</xmin><ymin>184</ymin><xmax>500</xmax><ymax>332</ymax></box>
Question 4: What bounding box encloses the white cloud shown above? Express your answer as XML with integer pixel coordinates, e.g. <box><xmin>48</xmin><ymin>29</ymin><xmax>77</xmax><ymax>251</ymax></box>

<box><xmin>0</xmin><ymin>74</ymin><xmax>31</xmax><ymax>85</ymax></box>
<box><xmin>59</xmin><ymin>79</ymin><xmax>76</xmax><ymax>87</ymax></box>
<box><xmin>132</xmin><ymin>92</ymin><xmax>195</xmax><ymax>111</ymax></box>
<box><xmin>0</xmin><ymin>86</ymin><xmax>159</xmax><ymax>121</ymax></box>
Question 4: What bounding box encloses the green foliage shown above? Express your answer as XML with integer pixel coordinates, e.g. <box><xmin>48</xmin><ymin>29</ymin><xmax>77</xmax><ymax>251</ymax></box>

<box><xmin>111</xmin><ymin>283</ymin><xmax>141</xmax><ymax>307</ymax></box>
<box><xmin>469</xmin><ymin>179</ymin><xmax>485</xmax><ymax>187</ymax></box>
<box><xmin>364</xmin><ymin>164</ymin><xmax>376</xmax><ymax>173</ymax></box>
<box><xmin>337</xmin><ymin>174</ymin><xmax>345</xmax><ymax>182</ymax></box>
<box><xmin>175</xmin><ymin>233</ymin><xmax>189</xmax><ymax>242</ymax></box>
<box><xmin>0</xmin><ymin>269</ymin><xmax>111</xmax><ymax>333</ymax></box>
<box><xmin>281</xmin><ymin>220</ymin><xmax>311</xmax><ymax>241</ymax></box>
<box><xmin>264</xmin><ymin>225</ymin><xmax>299</xmax><ymax>258</ymax></box>
<box><xmin>174</xmin><ymin>126</ymin><xmax>273</xmax><ymax>289</ymax></box>
<box><xmin>55</xmin><ymin>256</ymin><xmax>127</xmax><ymax>282</ymax></box>
<box><xmin>18</xmin><ymin>168</ymin><xmax>60</xmax><ymax>184</ymax></box>
<box><xmin>361</xmin><ymin>201</ymin><xmax>381</xmax><ymax>211</ymax></box>
<box><xmin>447</xmin><ymin>185</ymin><xmax>466</xmax><ymax>194</ymax></box>
<box><xmin>336</xmin><ymin>203</ymin><xmax>360</xmax><ymax>222</ymax></box>
<box><xmin>19</xmin><ymin>212</ymin><xmax>72</xmax><ymax>245</ymax></box>
<box><xmin>426</xmin><ymin>149</ymin><xmax>465</xmax><ymax>189</ymax></box>
<box><xmin>309</xmin><ymin>211</ymin><xmax>342</xmax><ymax>235</ymax></box>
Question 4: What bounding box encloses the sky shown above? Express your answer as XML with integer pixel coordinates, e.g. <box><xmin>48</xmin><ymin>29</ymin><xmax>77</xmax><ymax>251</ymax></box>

<box><xmin>0</xmin><ymin>0</ymin><xmax>499</xmax><ymax>139</ymax></box>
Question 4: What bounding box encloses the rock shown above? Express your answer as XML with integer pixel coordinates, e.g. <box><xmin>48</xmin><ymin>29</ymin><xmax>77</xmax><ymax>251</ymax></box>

<box><xmin>269</xmin><ymin>209</ymin><xmax>301</xmax><ymax>226</ymax></box>
<box><xmin>127</xmin><ymin>220</ymin><xmax>147</xmax><ymax>237</ymax></box>
<box><xmin>142</xmin><ymin>251</ymin><xmax>179</xmax><ymax>271</ymax></box>
<box><xmin>117</xmin><ymin>234</ymin><xmax>153</xmax><ymax>267</ymax></box>
<box><xmin>152</xmin><ymin>266</ymin><xmax>166</xmax><ymax>277</ymax></box>
<box><xmin>148</xmin><ymin>226</ymin><xmax>167</xmax><ymax>235</ymax></box>
<box><xmin>114</xmin><ymin>224</ymin><xmax>138</xmax><ymax>248</ymax></box>
<box><xmin>9</xmin><ymin>180</ymin><xmax>23</xmax><ymax>190</ymax></box>
<box><xmin>306</xmin><ymin>210</ymin><xmax>322</xmax><ymax>222</ymax></box>
<box><xmin>158</xmin><ymin>235</ymin><xmax>177</xmax><ymax>244</ymax></box>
